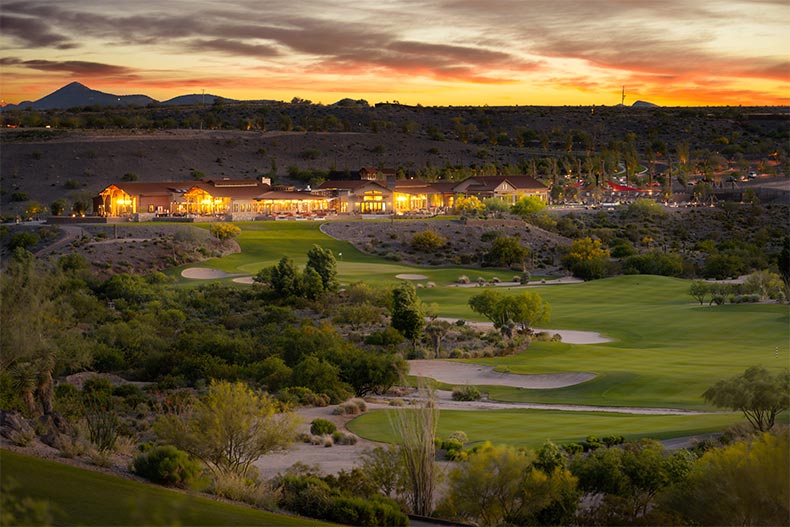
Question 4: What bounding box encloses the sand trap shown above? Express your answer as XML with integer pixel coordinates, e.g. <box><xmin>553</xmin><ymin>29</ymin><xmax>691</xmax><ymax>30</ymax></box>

<box><xmin>434</xmin><ymin>318</ymin><xmax>611</xmax><ymax>344</ymax></box>
<box><xmin>232</xmin><ymin>276</ymin><xmax>256</xmax><ymax>284</ymax></box>
<box><xmin>409</xmin><ymin>360</ymin><xmax>594</xmax><ymax>389</ymax></box>
<box><xmin>181</xmin><ymin>267</ymin><xmax>238</xmax><ymax>279</ymax></box>
<box><xmin>396</xmin><ymin>273</ymin><xmax>429</xmax><ymax>280</ymax></box>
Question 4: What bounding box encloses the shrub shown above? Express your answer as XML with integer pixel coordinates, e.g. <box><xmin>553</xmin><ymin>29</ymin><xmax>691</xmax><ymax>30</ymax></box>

<box><xmin>457</xmin><ymin>275</ymin><xmax>470</xmax><ymax>284</ymax></box>
<box><xmin>210</xmin><ymin>223</ymin><xmax>241</xmax><ymax>240</ymax></box>
<box><xmin>602</xmin><ymin>435</ymin><xmax>625</xmax><ymax>447</ymax></box>
<box><xmin>563</xmin><ymin>443</ymin><xmax>584</xmax><ymax>455</ymax></box>
<box><xmin>333</xmin><ymin>400</ymin><xmax>364</xmax><ymax>415</ymax></box>
<box><xmin>7</xmin><ymin>232</ymin><xmax>40</xmax><ymax>250</ymax></box>
<box><xmin>448</xmin><ymin>430</ymin><xmax>468</xmax><ymax>444</ymax></box>
<box><xmin>451</xmin><ymin>386</ymin><xmax>482</xmax><ymax>401</ymax></box>
<box><xmin>411</xmin><ymin>230</ymin><xmax>448</xmax><ymax>252</ymax></box>
<box><xmin>622</xmin><ymin>251</ymin><xmax>684</xmax><ymax>277</ymax></box>
<box><xmin>310</xmin><ymin>418</ymin><xmax>337</xmax><ymax>436</ymax></box>
<box><xmin>332</xmin><ymin>430</ymin><xmax>359</xmax><ymax>445</ymax></box>
<box><xmin>279</xmin><ymin>386</ymin><xmax>330</xmax><ymax>407</ymax></box>
<box><xmin>210</xmin><ymin>471</ymin><xmax>277</xmax><ymax>506</ymax></box>
<box><xmin>133</xmin><ymin>445</ymin><xmax>202</xmax><ymax>488</ymax></box>
<box><xmin>349</xmin><ymin>398</ymin><xmax>367</xmax><ymax>412</ymax></box>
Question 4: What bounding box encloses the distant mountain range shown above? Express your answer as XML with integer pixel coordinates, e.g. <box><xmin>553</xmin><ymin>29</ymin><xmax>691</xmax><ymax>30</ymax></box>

<box><xmin>1</xmin><ymin>82</ymin><xmax>252</xmax><ymax>111</ymax></box>
<box><xmin>2</xmin><ymin>82</ymin><xmax>658</xmax><ymax>111</ymax></box>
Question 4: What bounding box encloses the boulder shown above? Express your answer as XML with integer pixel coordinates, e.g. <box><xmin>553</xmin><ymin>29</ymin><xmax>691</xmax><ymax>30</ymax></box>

<box><xmin>0</xmin><ymin>410</ymin><xmax>35</xmax><ymax>444</ymax></box>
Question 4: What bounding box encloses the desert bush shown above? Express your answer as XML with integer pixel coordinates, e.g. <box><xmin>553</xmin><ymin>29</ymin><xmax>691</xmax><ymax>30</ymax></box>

<box><xmin>133</xmin><ymin>445</ymin><xmax>203</xmax><ymax>487</ymax></box>
<box><xmin>210</xmin><ymin>471</ymin><xmax>277</xmax><ymax>507</ymax></box>
<box><xmin>333</xmin><ymin>401</ymin><xmax>361</xmax><ymax>415</ymax></box>
<box><xmin>310</xmin><ymin>418</ymin><xmax>337</xmax><ymax>436</ymax></box>
<box><xmin>457</xmin><ymin>275</ymin><xmax>470</xmax><ymax>284</ymax></box>
<box><xmin>349</xmin><ymin>398</ymin><xmax>367</xmax><ymax>412</ymax></box>
<box><xmin>7</xmin><ymin>232</ymin><xmax>40</xmax><ymax>251</ymax></box>
<box><xmin>279</xmin><ymin>386</ymin><xmax>330</xmax><ymax>407</ymax></box>
<box><xmin>209</xmin><ymin>223</ymin><xmax>241</xmax><ymax>240</ymax></box>
<box><xmin>448</xmin><ymin>430</ymin><xmax>468</xmax><ymax>444</ymax></box>
<box><xmin>451</xmin><ymin>386</ymin><xmax>482</xmax><ymax>401</ymax></box>
<box><xmin>411</xmin><ymin>230</ymin><xmax>448</xmax><ymax>252</ymax></box>
<box><xmin>731</xmin><ymin>294</ymin><xmax>760</xmax><ymax>304</ymax></box>
<box><xmin>332</xmin><ymin>431</ymin><xmax>359</xmax><ymax>445</ymax></box>
<box><xmin>389</xmin><ymin>398</ymin><xmax>405</xmax><ymax>407</ymax></box>
<box><xmin>86</xmin><ymin>448</ymin><xmax>113</xmax><ymax>467</ymax></box>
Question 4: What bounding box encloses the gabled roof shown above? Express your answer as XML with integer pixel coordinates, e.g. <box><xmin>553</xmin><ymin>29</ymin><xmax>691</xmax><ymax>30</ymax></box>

<box><xmin>426</xmin><ymin>181</ymin><xmax>459</xmax><ymax>193</ymax></box>
<box><xmin>318</xmin><ymin>180</ymin><xmax>389</xmax><ymax>191</ymax></box>
<box><xmin>185</xmin><ymin>181</ymin><xmax>271</xmax><ymax>199</ymax></box>
<box><xmin>460</xmin><ymin>175</ymin><xmax>547</xmax><ymax>192</ymax></box>
<box><xmin>99</xmin><ymin>182</ymin><xmax>195</xmax><ymax>196</ymax></box>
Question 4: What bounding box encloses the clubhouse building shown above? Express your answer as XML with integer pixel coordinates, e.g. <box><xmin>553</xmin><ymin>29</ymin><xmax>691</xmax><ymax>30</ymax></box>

<box><xmin>93</xmin><ymin>171</ymin><xmax>549</xmax><ymax>221</ymax></box>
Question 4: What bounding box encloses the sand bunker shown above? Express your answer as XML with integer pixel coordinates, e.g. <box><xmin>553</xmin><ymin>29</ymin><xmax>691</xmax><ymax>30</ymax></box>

<box><xmin>434</xmin><ymin>318</ymin><xmax>611</xmax><ymax>345</ymax></box>
<box><xmin>395</xmin><ymin>273</ymin><xmax>429</xmax><ymax>280</ymax></box>
<box><xmin>409</xmin><ymin>360</ymin><xmax>594</xmax><ymax>389</ymax></box>
<box><xmin>181</xmin><ymin>267</ymin><xmax>238</xmax><ymax>279</ymax></box>
<box><xmin>232</xmin><ymin>276</ymin><xmax>256</xmax><ymax>284</ymax></box>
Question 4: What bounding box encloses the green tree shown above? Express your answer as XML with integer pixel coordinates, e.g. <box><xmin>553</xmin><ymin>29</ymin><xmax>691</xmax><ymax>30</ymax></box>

<box><xmin>391</xmin><ymin>282</ymin><xmax>425</xmax><ymax>354</ymax></box>
<box><xmin>439</xmin><ymin>442</ymin><xmax>579</xmax><ymax>527</ymax></box>
<box><xmin>154</xmin><ymin>380</ymin><xmax>300</xmax><ymax>477</ymax></box>
<box><xmin>468</xmin><ymin>289</ymin><xmax>549</xmax><ymax>336</ymax></box>
<box><xmin>563</xmin><ymin>237</ymin><xmax>610</xmax><ymax>280</ymax></box>
<box><xmin>270</xmin><ymin>257</ymin><xmax>301</xmax><ymax>297</ymax></box>
<box><xmin>49</xmin><ymin>200</ymin><xmax>66</xmax><ymax>216</ymax></box>
<box><xmin>688</xmin><ymin>281</ymin><xmax>710</xmax><ymax>305</ymax></box>
<box><xmin>440</xmin><ymin>442</ymin><xmax>533</xmax><ymax>526</ymax></box>
<box><xmin>425</xmin><ymin>320</ymin><xmax>452</xmax><ymax>358</ymax></box>
<box><xmin>743</xmin><ymin>270</ymin><xmax>785</xmax><ymax>301</ymax></box>
<box><xmin>484</xmin><ymin>236</ymin><xmax>528</xmax><ymax>268</ymax></box>
<box><xmin>511</xmin><ymin>196</ymin><xmax>546</xmax><ymax>219</ymax></box>
<box><xmin>455</xmin><ymin>195</ymin><xmax>485</xmax><ymax>216</ymax></box>
<box><xmin>305</xmin><ymin>244</ymin><xmax>338</xmax><ymax>293</ymax></box>
<box><xmin>664</xmin><ymin>431</ymin><xmax>789</xmax><ymax>526</ymax></box>
<box><xmin>301</xmin><ymin>267</ymin><xmax>324</xmax><ymax>300</ymax></box>
<box><xmin>503</xmin><ymin>291</ymin><xmax>551</xmax><ymax>334</ymax></box>
<box><xmin>702</xmin><ymin>366</ymin><xmax>789</xmax><ymax>431</ymax></box>
<box><xmin>1</xmin><ymin>251</ymin><xmax>89</xmax><ymax>416</ymax></box>
<box><xmin>410</xmin><ymin>230</ymin><xmax>448</xmax><ymax>252</ymax></box>
<box><xmin>571</xmin><ymin>439</ymin><xmax>690</xmax><ymax>524</ymax></box>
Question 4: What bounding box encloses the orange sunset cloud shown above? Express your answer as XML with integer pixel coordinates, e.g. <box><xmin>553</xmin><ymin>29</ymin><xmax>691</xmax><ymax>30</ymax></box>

<box><xmin>1</xmin><ymin>0</ymin><xmax>788</xmax><ymax>106</ymax></box>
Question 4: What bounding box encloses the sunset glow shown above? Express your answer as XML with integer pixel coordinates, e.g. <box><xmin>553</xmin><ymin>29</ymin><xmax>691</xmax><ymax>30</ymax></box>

<box><xmin>1</xmin><ymin>0</ymin><xmax>788</xmax><ymax>106</ymax></box>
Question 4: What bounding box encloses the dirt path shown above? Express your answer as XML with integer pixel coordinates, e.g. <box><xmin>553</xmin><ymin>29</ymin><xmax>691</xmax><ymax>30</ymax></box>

<box><xmin>34</xmin><ymin>225</ymin><xmax>85</xmax><ymax>257</ymax></box>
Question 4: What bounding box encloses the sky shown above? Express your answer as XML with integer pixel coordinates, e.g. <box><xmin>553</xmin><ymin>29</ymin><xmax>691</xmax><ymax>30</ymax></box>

<box><xmin>1</xmin><ymin>0</ymin><xmax>788</xmax><ymax>107</ymax></box>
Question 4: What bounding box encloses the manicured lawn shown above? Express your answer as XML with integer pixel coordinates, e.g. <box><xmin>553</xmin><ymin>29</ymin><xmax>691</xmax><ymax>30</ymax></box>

<box><xmin>176</xmin><ymin>221</ymin><xmax>527</xmax><ymax>286</ymax></box>
<box><xmin>0</xmin><ymin>450</ymin><xmax>334</xmax><ymax>526</ymax></box>
<box><xmin>168</xmin><ymin>221</ymin><xmax>788</xmax><ymax>437</ymax></box>
<box><xmin>416</xmin><ymin>275</ymin><xmax>790</xmax><ymax>409</ymax></box>
<box><xmin>347</xmin><ymin>408</ymin><xmax>746</xmax><ymax>449</ymax></box>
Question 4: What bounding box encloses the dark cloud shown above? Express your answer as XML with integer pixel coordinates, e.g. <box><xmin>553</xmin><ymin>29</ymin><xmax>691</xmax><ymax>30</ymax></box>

<box><xmin>1</xmin><ymin>57</ymin><xmax>135</xmax><ymax>76</ymax></box>
<box><xmin>0</xmin><ymin>14</ymin><xmax>75</xmax><ymax>48</ymax></box>
<box><xmin>185</xmin><ymin>39</ymin><xmax>280</xmax><ymax>58</ymax></box>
